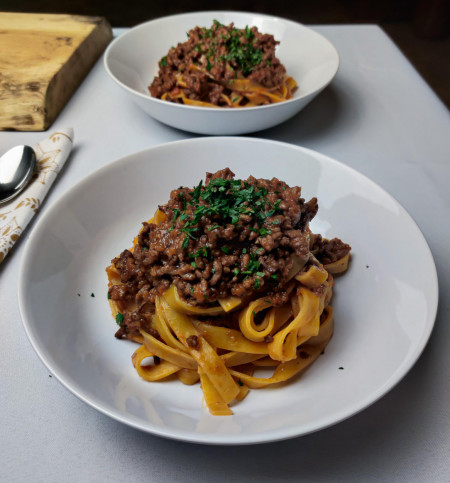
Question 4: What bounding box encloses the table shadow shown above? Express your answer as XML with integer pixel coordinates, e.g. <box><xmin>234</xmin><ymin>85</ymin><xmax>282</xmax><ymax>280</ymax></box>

<box><xmin>255</xmin><ymin>83</ymin><xmax>362</xmax><ymax>145</ymax></box>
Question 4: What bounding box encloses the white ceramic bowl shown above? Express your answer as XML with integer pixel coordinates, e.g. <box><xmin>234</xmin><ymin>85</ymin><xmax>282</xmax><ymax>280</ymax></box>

<box><xmin>104</xmin><ymin>11</ymin><xmax>339</xmax><ymax>135</ymax></box>
<box><xmin>18</xmin><ymin>138</ymin><xmax>438</xmax><ymax>444</ymax></box>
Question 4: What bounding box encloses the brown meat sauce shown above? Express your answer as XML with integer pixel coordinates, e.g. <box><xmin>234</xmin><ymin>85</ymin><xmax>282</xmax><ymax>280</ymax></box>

<box><xmin>110</xmin><ymin>169</ymin><xmax>351</xmax><ymax>340</ymax></box>
<box><xmin>149</xmin><ymin>21</ymin><xmax>288</xmax><ymax>106</ymax></box>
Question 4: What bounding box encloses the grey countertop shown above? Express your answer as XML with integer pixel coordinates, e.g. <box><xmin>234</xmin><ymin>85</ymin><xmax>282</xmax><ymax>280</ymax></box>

<box><xmin>1</xmin><ymin>25</ymin><xmax>449</xmax><ymax>482</ymax></box>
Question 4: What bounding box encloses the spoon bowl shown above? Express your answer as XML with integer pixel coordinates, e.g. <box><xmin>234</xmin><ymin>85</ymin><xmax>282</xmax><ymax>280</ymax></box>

<box><xmin>0</xmin><ymin>146</ymin><xmax>36</xmax><ymax>204</ymax></box>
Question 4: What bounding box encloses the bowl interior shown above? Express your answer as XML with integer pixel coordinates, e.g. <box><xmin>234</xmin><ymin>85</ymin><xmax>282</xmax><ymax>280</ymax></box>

<box><xmin>106</xmin><ymin>11</ymin><xmax>339</xmax><ymax>101</ymax></box>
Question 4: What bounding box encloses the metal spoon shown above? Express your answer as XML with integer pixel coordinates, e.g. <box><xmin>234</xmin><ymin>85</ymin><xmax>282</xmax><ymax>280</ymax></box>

<box><xmin>0</xmin><ymin>146</ymin><xmax>36</xmax><ymax>204</ymax></box>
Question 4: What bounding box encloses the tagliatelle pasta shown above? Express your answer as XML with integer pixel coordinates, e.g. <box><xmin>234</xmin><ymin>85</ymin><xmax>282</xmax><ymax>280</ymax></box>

<box><xmin>106</xmin><ymin>169</ymin><xmax>351</xmax><ymax>415</ymax></box>
<box><xmin>160</xmin><ymin>75</ymin><xmax>298</xmax><ymax>108</ymax></box>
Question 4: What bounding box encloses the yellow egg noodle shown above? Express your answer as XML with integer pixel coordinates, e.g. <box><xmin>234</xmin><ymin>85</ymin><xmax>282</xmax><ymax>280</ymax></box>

<box><xmin>162</xmin><ymin>73</ymin><xmax>298</xmax><ymax>108</ymax></box>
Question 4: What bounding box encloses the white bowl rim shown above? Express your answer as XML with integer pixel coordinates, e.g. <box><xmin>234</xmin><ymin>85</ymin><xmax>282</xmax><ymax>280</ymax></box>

<box><xmin>104</xmin><ymin>10</ymin><xmax>340</xmax><ymax>113</ymax></box>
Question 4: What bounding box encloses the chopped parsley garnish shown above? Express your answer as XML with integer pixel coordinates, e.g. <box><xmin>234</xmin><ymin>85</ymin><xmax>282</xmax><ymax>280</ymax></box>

<box><xmin>166</xmin><ymin>176</ymin><xmax>287</xmax><ymax>290</ymax></box>
<box><xmin>172</xmin><ymin>208</ymin><xmax>180</xmax><ymax>220</ymax></box>
<box><xmin>173</xmin><ymin>177</ymin><xmax>282</xmax><ymax>255</ymax></box>
<box><xmin>258</xmin><ymin>227</ymin><xmax>272</xmax><ymax>237</ymax></box>
<box><xmin>220</xmin><ymin>25</ymin><xmax>263</xmax><ymax>75</ymax></box>
<box><xmin>107</xmin><ymin>292</ymin><xmax>111</xmax><ymax>300</ymax></box>
<box><xmin>115</xmin><ymin>313</ymin><xmax>124</xmax><ymax>326</ymax></box>
<box><xmin>241</xmin><ymin>253</ymin><xmax>261</xmax><ymax>275</ymax></box>
<box><xmin>265</xmin><ymin>199</ymin><xmax>281</xmax><ymax>217</ymax></box>
<box><xmin>237</xmin><ymin>379</ymin><xmax>244</xmax><ymax>387</ymax></box>
<box><xmin>181</xmin><ymin>226</ymin><xmax>199</xmax><ymax>240</ymax></box>
<box><xmin>189</xmin><ymin>246</ymin><xmax>210</xmax><ymax>259</ymax></box>
<box><xmin>160</xmin><ymin>56</ymin><xmax>168</xmax><ymax>67</ymax></box>
<box><xmin>189</xmin><ymin>22</ymin><xmax>265</xmax><ymax>76</ymax></box>
<box><xmin>191</xmin><ymin>179</ymin><xmax>203</xmax><ymax>202</ymax></box>
<box><xmin>91</xmin><ymin>293</ymin><xmax>95</xmax><ymax>298</ymax></box>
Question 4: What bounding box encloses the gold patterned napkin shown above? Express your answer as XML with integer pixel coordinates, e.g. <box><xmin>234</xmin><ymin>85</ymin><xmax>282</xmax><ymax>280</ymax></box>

<box><xmin>0</xmin><ymin>128</ymin><xmax>74</xmax><ymax>264</ymax></box>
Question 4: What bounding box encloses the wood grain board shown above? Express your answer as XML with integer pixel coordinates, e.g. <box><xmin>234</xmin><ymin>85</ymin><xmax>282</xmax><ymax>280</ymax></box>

<box><xmin>0</xmin><ymin>12</ymin><xmax>113</xmax><ymax>131</ymax></box>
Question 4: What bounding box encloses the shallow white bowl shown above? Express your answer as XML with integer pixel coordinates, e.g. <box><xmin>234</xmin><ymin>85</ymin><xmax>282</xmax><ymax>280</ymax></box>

<box><xmin>18</xmin><ymin>138</ymin><xmax>438</xmax><ymax>445</ymax></box>
<box><xmin>104</xmin><ymin>11</ymin><xmax>339</xmax><ymax>135</ymax></box>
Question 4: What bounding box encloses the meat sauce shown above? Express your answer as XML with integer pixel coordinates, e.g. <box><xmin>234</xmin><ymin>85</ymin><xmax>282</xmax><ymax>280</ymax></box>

<box><xmin>149</xmin><ymin>21</ymin><xmax>289</xmax><ymax>106</ymax></box>
<box><xmin>110</xmin><ymin>169</ymin><xmax>351</xmax><ymax>340</ymax></box>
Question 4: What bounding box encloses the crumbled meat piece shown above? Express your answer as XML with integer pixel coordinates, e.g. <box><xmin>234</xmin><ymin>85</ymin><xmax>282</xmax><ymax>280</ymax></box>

<box><xmin>186</xmin><ymin>335</ymin><xmax>200</xmax><ymax>349</ymax></box>
<box><xmin>311</xmin><ymin>235</ymin><xmax>351</xmax><ymax>265</ymax></box>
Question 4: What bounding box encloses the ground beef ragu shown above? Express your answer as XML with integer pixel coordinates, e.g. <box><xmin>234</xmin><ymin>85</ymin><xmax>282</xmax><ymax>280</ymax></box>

<box><xmin>110</xmin><ymin>169</ymin><xmax>351</xmax><ymax>341</ymax></box>
<box><xmin>310</xmin><ymin>234</ymin><xmax>352</xmax><ymax>265</ymax></box>
<box><xmin>149</xmin><ymin>21</ymin><xmax>289</xmax><ymax>106</ymax></box>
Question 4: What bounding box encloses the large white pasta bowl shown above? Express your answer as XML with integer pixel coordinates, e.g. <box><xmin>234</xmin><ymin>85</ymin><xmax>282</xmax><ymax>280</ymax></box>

<box><xmin>104</xmin><ymin>11</ymin><xmax>339</xmax><ymax>135</ymax></box>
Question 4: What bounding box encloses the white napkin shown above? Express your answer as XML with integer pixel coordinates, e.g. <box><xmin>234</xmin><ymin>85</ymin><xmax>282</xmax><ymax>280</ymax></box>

<box><xmin>0</xmin><ymin>128</ymin><xmax>74</xmax><ymax>264</ymax></box>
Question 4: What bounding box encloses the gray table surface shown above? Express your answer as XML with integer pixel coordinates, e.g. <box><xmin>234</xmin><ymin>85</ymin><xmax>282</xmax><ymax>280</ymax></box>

<box><xmin>1</xmin><ymin>25</ymin><xmax>449</xmax><ymax>482</ymax></box>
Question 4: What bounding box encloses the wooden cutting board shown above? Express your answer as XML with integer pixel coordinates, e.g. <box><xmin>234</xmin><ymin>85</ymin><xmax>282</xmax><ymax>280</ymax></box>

<box><xmin>0</xmin><ymin>12</ymin><xmax>113</xmax><ymax>131</ymax></box>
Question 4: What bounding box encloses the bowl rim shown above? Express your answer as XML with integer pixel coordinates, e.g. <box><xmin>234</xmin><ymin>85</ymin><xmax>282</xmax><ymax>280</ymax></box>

<box><xmin>104</xmin><ymin>10</ymin><xmax>340</xmax><ymax>113</ymax></box>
